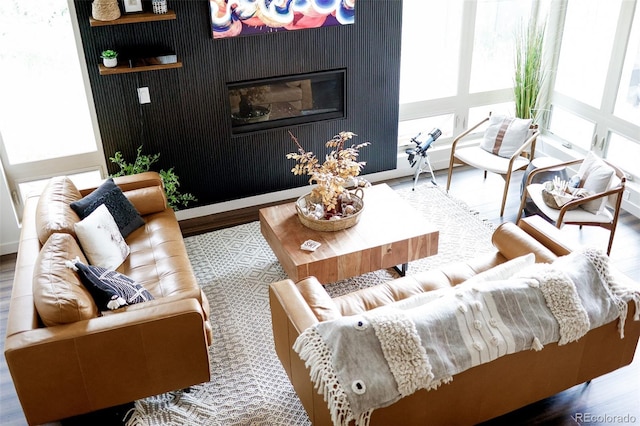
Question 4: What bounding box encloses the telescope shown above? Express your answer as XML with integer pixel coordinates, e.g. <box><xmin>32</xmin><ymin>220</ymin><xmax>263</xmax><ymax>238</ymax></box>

<box><xmin>406</xmin><ymin>128</ymin><xmax>442</xmax><ymax>167</ymax></box>
<box><xmin>405</xmin><ymin>128</ymin><xmax>441</xmax><ymax>190</ymax></box>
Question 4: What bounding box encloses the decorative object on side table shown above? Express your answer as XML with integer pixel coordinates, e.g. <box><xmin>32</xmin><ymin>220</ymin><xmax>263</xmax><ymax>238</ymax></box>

<box><xmin>91</xmin><ymin>0</ymin><xmax>121</xmax><ymax>21</ymax></box>
<box><xmin>541</xmin><ymin>176</ymin><xmax>591</xmax><ymax>210</ymax></box>
<box><xmin>100</xmin><ymin>49</ymin><xmax>118</xmax><ymax>68</ymax></box>
<box><xmin>287</xmin><ymin>131</ymin><xmax>370</xmax><ymax>231</ymax></box>
<box><xmin>152</xmin><ymin>0</ymin><xmax>168</xmax><ymax>14</ymax></box>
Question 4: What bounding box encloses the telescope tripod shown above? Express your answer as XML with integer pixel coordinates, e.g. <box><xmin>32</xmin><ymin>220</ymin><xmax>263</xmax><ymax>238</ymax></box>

<box><xmin>411</xmin><ymin>151</ymin><xmax>438</xmax><ymax>191</ymax></box>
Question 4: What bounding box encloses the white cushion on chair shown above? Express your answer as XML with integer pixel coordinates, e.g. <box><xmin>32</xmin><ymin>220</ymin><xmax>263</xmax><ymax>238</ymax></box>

<box><xmin>455</xmin><ymin>146</ymin><xmax>530</xmax><ymax>175</ymax></box>
<box><xmin>527</xmin><ymin>183</ymin><xmax>614</xmax><ymax>224</ymax></box>
<box><xmin>577</xmin><ymin>152</ymin><xmax>615</xmax><ymax>215</ymax></box>
<box><xmin>480</xmin><ymin>115</ymin><xmax>532</xmax><ymax>158</ymax></box>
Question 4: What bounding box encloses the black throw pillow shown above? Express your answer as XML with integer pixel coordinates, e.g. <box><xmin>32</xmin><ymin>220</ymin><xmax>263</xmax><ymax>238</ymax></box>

<box><xmin>70</xmin><ymin>178</ymin><xmax>145</xmax><ymax>238</ymax></box>
<box><xmin>66</xmin><ymin>258</ymin><xmax>154</xmax><ymax>311</ymax></box>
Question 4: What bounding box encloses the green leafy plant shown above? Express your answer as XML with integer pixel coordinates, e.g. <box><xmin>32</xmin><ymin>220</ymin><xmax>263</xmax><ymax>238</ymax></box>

<box><xmin>109</xmin><ymin>146</ymin><xmax>197</xmax><ymax>211</ymax></box>
<box><xmin>514</xmin><ymin>19</ymin><xmax>547</xmax><ymax>122</ymax></box>
<box><xmin>101</xmin><ymin>49</ymin><xmax>118</xmax><ymax>59</ymax></box>
<box><xmin>286</xmin><ymin>131</ymin><xmax>370</xmax><ymax>213</ymax></box>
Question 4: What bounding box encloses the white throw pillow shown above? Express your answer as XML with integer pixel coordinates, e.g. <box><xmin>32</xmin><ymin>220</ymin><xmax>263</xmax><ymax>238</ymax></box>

<box><xmin>74</xmin><ymin>204</ymin><xmax>130</xmax><ymax>270</ymax></box>
<box><xmin>480</xmin><ymin>115</ymin><xmax>532</xmax><ymax>158</ymax></box>
<box><xmin>577</xmin><ymin>152</ymin><xmax>615</xmax><ymax>214</ymax></box>
<box><xmin>464</xmin><ymin>253</ymin><xmax>536</xmax><ymax>285</ymax></box>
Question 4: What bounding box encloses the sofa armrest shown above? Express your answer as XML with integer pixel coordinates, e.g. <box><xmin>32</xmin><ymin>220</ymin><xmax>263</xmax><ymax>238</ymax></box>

<box><xmin>4</xmin><ymin>298</ymin><xmax>210</xmax><ymax>425</ymax></box>
<box><xmin>492</xmin><ymin>221</ymin><xmax>558</xmax><ymax>263</ymax></box>
<box><xmin>518</xmin><ymin>215</ymin><xmax>577</xmax><ymax>256</ymax></box>
<box><xmin>79</xmin><ymin>172</ymin><xmax>169</xmax><ymax>216</ymax></box>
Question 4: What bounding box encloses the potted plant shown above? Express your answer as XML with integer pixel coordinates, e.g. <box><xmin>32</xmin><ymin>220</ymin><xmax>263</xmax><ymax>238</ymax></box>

<box><xmin>286</xmin><ymin>131</ymin><xmax>370</xmax><ymax>231</ymax></box>
<box><xmin>514</xmin><ymin>19</ymin><xmax>547</xmax><ymax>122</ymax></box>
<box><xmin>109</xmin><ymin>146</ymin><xmax>197</xmax><ymax>211</ymax></box>
<box><xmin>101</xmin><ymin>49</ymin><xmax>118</xmax><ymax>68</ymax></box>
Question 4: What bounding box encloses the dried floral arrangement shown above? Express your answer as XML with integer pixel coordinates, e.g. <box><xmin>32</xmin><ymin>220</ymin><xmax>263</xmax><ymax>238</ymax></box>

<box><xmin>286</xmin><ymin>131</ymin><xmax>370</xmax><ymax>217</ymax></box>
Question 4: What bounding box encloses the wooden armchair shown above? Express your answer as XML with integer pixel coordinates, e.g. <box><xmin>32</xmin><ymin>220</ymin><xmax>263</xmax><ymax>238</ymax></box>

<box><xmin>446</xmin><ymin>115</ymin><xmax>539</xmax><ymax>216</ymax></box>
<box><xmin>517</xmin><ymin>156</ymin><xmax>626</xmax><ymax>255</ymax></box>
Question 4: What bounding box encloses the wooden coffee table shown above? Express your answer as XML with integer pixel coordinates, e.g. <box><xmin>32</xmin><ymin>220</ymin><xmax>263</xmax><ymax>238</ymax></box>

<box><xmin>259</xmin><ymin>184</ymin><xmax>439</xmax><ymax>284</ymax></box>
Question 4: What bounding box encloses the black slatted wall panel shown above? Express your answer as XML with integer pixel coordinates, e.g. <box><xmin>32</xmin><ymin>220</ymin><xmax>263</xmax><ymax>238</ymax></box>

<box><xmin>74</xmin><ymin>0</ymin><xmax>402</xmax><ymax>207</ymax></box>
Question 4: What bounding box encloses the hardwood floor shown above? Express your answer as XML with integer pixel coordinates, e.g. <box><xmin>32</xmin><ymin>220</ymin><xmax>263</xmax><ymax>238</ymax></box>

<box><xmin>1</xmin><ymin>166</ymin><xmax>638</xmax><ymax>425</ymax></box>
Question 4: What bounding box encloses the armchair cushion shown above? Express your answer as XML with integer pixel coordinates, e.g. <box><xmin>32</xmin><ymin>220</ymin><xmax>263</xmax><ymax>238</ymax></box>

<box><xmin>454</xmin><ymin>146</ymin><xmax>530</xmax><ymax>175</ymax></box>
<box><xmin>480</xmin><ymin>115</ymin><xmax>532</xmax><ymax>158</ymax></box>
<box><xmin>71</xmin><ymin>178</ymin><xmax>145</xmax><ymax>238</ymax></box>
<box><xmin>577</xmin><ymin>152</ymin><xmax>615</xmax><ymax>214</ymax></box>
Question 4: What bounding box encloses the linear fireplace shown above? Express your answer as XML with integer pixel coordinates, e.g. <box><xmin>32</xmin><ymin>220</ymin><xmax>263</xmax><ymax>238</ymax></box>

<box><xmin>228</xmin><ymin>69</ymin><xmax>346</xmax><ymax>134</ymax></box>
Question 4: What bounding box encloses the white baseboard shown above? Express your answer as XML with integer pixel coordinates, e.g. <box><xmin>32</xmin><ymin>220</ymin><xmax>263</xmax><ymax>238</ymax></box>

<box><xmin>1</xmin><ymin>241</ymin><xmax>18</xmax><ymax>256</ymax></box>
<box><xmin>175</xmin><ymin>149</ymin><xmax>454</xmax><ymax>222</ymax></box>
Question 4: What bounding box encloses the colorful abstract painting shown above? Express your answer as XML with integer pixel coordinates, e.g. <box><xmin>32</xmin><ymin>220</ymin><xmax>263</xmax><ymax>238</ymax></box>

<box><xmin>209</xmin><ymin>0</ymin><xmax>355</xmax><ymax>39</ymax></box>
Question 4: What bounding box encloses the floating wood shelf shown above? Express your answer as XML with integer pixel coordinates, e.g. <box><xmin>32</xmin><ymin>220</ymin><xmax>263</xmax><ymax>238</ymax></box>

<box><xmin>98</xmin><ymin>61</ymin><xmax>182</xmax><ymax>75</ymax></box>
<box><xmin>89</xmin><ymin>10</ymin><xmax>176</xmax><ymax>26</ymax></box>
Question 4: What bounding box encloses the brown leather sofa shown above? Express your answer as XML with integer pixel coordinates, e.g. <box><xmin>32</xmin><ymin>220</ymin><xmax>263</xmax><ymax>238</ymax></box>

<box><xmin>4</xmin><ymin>172</ymin><xmax>212</xmax><ymax>425</ymax></box>
<box><xmin>270</xmin><ymin>216</ymin><xmax>640</xmax><ymax>425</ymax></box>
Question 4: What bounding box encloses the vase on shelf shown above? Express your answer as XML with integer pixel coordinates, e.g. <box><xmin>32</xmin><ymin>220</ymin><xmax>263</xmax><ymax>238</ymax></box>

<box><xmin>152</xmin><ymin>0</ymin><xmax>168</xmax><ymax>14</ymax></box>
<box><xmin>103</xmin><ymin>57</ymin><xmax>118</xmax><ymax>68</ymax></box>
<box><xmin>92</xmin><ymin>0</ymin><xmax>121</xmax><ymax>21</ymax></box>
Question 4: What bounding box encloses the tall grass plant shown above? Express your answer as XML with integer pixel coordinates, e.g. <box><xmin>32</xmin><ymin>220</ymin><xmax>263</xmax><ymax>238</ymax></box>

<box><xmin>514</xmin><ymin>19</ymin><xmax>547</xmax><ymax>122</ymax></box>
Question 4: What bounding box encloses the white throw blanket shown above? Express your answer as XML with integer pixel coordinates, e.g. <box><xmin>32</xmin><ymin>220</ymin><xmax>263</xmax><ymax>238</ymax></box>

<box><xmin>293</xmin><ymin>248</ymin><xmax>640</xmax><ymax>426</ymax></box>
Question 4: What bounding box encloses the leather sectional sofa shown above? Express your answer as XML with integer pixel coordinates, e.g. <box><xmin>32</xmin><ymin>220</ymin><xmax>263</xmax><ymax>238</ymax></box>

<box><xmin>270</xmin><ymin>216</ymin><xmax>640</xmax><ymax>425</ymax></box>
<box><xmin>4</xmin><ymin>172</ymin><xmax>212</xmax><ymax>425</ymax></box>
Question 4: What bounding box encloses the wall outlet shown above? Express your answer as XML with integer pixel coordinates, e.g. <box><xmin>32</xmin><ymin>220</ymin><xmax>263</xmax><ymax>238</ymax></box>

<box><xmin>623</xmin><ymin>190</ymin><xmax>631</xmax><ymax>200</ymax></box>
<box><xmin>137</xmin><ymin>87</ymin><xmax>151</xmax><ymax>104</ymax></box>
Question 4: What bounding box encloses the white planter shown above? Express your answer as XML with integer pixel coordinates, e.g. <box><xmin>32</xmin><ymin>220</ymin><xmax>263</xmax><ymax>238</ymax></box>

<box><xmin>102</xmin><ymin>57</ymin><xmax>118</xmax><ymax>68</ymax></box>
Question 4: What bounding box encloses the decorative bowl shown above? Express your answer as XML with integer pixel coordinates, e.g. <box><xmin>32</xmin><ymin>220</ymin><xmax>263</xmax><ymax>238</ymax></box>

<box><xmin>295</xmin><ymin>189</ymin><xmax>364</xmax><ymax>232</ymax></box>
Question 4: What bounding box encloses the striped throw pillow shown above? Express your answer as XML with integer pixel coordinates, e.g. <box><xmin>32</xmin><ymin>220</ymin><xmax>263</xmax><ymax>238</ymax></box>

<box><xmin>480</xmin><ymin>115</ymin><xmax>532</xmax><ymax>158</ymax></box>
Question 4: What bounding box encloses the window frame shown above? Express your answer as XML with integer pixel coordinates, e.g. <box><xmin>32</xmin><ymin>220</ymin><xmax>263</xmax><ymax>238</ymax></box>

<box><xmin>543</xmin><ymin>0</ymin><xmax>640</xmax><ymax>181</ymax></box>
<box><xmin>0</xmin><ymin>0</ymin><xmax>107</xmax><ymax>220</ymax></box>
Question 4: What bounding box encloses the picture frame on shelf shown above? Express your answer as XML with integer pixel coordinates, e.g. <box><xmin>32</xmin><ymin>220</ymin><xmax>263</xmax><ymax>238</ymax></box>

<box><xmin>123</xmin><ymin>0</ymin><xmax>143</xmax><ymax>13</ymax></box>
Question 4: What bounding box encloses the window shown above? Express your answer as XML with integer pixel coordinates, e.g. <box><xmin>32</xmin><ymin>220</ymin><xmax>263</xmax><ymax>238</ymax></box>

<box><xmin>554</xmin><ymin>0</ymin><xmax>621</xmax><ymax>108</ymax></box>
<box><xmin>548</xmin><ymin>106</ymin><xmax>595</xmax><ymax>151</ymax></box>
<box><xmin>399</xmin><ymin>1</ymin><xmax>463</xmax><ymax>104</ymax></box>
<box><xmin>399</xmin><ymin>0</ymin><xmax>549</xmax><ymax>149</ymax></box>
<box><xmin>469</xmin><ymin>0</ymin><xmax>535</xmax><ymax>93</ymax></box>
<box><xmin>606</xmin><ymin>132</ymin><xmax>640</xmax><ymax>179</ymax></box>
<box><xmin>548</xmin><ymin>0</ymin><xmax>640</xmax><ymax>181</ymax></box>
<box><xmin>0</xmin><ymin>0</ymin><xmax>105</xmax><ymax>219</ymax></box>
<box><xmin>614</xmin><ymin>1</ymin><xmax>640</xmax><ymax>124</ymax></box>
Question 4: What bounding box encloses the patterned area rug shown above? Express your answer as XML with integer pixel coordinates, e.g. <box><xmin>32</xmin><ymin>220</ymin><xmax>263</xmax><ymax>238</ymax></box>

<box><xmin>127</xmin><ymin>183</ymin><xmax>496</xmax><ymax>426</ymax></box>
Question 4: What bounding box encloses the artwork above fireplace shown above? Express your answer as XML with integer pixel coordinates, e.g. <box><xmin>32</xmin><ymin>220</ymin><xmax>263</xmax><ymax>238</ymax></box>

<box><xmin>228</xmin><ymin>69</ymin><xmax>346</xmax><ymax>134</ymax></box>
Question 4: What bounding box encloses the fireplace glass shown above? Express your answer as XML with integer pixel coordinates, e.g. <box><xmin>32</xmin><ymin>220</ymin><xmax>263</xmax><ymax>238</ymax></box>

<box><xmin>228</xmin><ymin>70</ymin><xmax>345</xmax><ymax>134</ymax></box>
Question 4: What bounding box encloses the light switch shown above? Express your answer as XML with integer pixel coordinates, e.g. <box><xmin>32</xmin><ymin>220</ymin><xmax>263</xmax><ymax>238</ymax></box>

<box><xmin>137</xmin><ymin>87</ymin><xmax>151</xmax><ymax>104</ymax></box>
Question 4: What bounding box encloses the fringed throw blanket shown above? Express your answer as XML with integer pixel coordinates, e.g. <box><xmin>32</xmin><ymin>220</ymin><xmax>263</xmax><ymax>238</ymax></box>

<box><xmin>293</xmin><ymin>248</ymin><xmax>640</xmax><ymax>426</ymax></box>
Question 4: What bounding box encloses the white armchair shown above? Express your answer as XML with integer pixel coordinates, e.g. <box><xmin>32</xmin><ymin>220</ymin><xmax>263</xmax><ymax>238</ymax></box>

<box><xmin>517</xmin><ymin>154</ymin><xmax>626</xmax><ymax>255</ymax></box>
<box><xmin>446</xmin><ymin>115</ymin><xmax>539</xmax><ymax>216</ymax></box>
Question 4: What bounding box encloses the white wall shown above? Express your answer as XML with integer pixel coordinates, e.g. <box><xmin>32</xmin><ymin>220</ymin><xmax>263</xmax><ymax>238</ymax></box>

<box><xmin>0</xmin><ymin>161</ymin><xmax>20</xmax><ymax>255</ymax></box>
